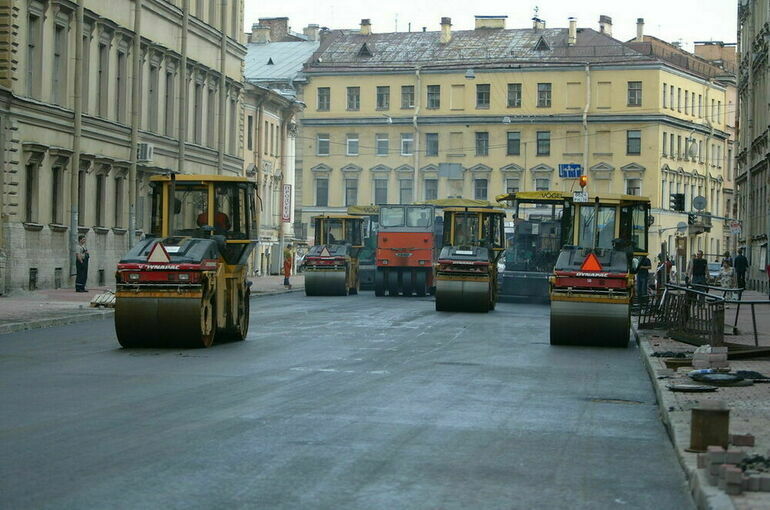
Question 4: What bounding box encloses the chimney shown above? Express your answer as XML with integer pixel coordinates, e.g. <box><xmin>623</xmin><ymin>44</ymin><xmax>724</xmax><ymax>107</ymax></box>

<box><xmin>258</xmin><ymin>17</ymin><xmax>289</xmax><ymax>42</ymax></box>
<box><xmin>532</xmin><ymin>17</ymin><xmax>546</xmax><ymax>30</ymax></box>
<box><xmin>440</xmin><ymin>17</ymin><xmax>452</xmax><ymax>44</ymax></box>
<box><xmin>636</xmin><ymin>18</ymin><xmax>644</xmax><ymax>42</ymax></box>
<box><xmin>599</xmin><ymin>15</ymin><xmax>612</xmax><ymax>37</ymax></box>
<box><xmin>474</xmin><ymin>15</ymin><xmax>507</xmax><ymax>30</ymax></box>
<box><xmin>303</xmin><ymin>24</ymin><xmax>320</xmax><ymax>41</ymax></box>
<box><xmin>360</xmin><ymin>18</ymin><xmax>371</xmax><ymax>36</ymax></box>
<box><xmin>250</xmin><ymin>23</ymin><xmax>271</xmax><ymax>44</ymax></box>
<box><xmin>568</xmin><ymin>17</ymin><xmax>577</xmax><ymax>46</ymax></box>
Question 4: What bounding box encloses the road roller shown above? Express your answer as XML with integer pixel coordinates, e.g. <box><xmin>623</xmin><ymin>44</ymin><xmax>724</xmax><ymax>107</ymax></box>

<box><xmin>114</xmin><ymin>175</ymin><xmax>257</xmax><ymax>348</ymax></box>
<box><xmin>303</xmin><ymin>214</ymin><xmax>364</xmax><ymax>296</ymax></box>
<box><xmin>547</xmin><ymin>193</ymin><xmax>650</xmax><ymax>347</ymax></box>
<box><xmin>347</xmin><ymin>205</ymin><xmax>380</xmax><ymax>290</ymax></box>
<box><xmin>434</xmin><ymin>206</ymin><xmax>506</xmax><ymax>312</ymax></box>
<box><xmin>374</xmin><ymin>204</ymin><xmax>438</xmax><ymax>297</ymax></box>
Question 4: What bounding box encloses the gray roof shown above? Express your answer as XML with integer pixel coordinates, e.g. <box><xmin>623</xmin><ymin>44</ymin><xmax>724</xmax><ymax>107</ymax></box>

<box><xmin>306</xmin><ymin>27</ymin><xmax>657</xmax><ymax>73</ymax></box>
<box><xmin>244</xmin><ymin>40</ymin><xmax>320</xmax><ymax>83</ymax></box>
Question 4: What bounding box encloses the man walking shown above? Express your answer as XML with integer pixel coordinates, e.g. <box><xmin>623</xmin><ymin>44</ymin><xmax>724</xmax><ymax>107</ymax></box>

<box><xmin>75</xmin><ymin>234</ymin><xmax>89</xmax><ymax>292</ymax></box>
<box><xmin>283</xmin><ymin>243</ymin><xmax>293</xmax><ymax>290</ymax></box>
<box><xmin>734</xmin><ymin>248</ymin><xmax>748</xmax><ymax>289</ymax></box>
<box><xmin>690</xmin><ymin>250</ymin><xmax>708</xmax><ymax>290</ymax></box>
<box><xmin>636</xmin><ymin>253</ymin><xmax>652</xmax><ymax>302</ymax></box>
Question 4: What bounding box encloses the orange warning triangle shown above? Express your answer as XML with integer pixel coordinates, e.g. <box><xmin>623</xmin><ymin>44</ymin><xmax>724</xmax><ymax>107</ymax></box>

<box><xmin>580</xmin><ymin>252</ymin><xmax>603</xmax><ymax>272</ymax></box>
<box><xmin>319</xmin><ymin>246</ymin><xmax>331</xmax><ymax>257</ymax></box>
<box><xmin>147</xmin><ymin>242</ymin><xmax>171</xmax><ymax>263</ymax></box>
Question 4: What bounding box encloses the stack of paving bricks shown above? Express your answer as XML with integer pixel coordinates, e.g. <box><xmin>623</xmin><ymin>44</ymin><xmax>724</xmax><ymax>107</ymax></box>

<box><xmin>698</xmin><ymin>443</ymin><xmax>770</xmax><ymax>495</ymax></box>
<box><xmin>692</xmin><ymin>346</ymin><xmax>729</xmax><ymax>370</ymax></box>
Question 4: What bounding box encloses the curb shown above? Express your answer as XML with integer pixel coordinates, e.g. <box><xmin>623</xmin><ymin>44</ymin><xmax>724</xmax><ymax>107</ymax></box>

<box><xmin>0</xmin><ymin>309</ymin><xmax>115</xmax><ymax>336</ymax></box>
<box><xmin>250</xmin><ymin>287</ymin><xmax>304</xmax><ymax>298</ymax></box>
<box><xmin>636</xmin><ymin>327</ymin><xmax>736</xmax><ymax>510</ymax></box>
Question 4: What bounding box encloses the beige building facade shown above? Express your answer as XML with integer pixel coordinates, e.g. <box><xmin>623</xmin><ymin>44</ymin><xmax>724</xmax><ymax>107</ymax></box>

<box><xmin>299</xmin><ymin>16</ymin><xmax>733</xmax><ymax>264</ymax></box>
<box><xmin>0</xmin><ymin>0</ymin><xmax>246</xmax><ymax>293</ymax></box>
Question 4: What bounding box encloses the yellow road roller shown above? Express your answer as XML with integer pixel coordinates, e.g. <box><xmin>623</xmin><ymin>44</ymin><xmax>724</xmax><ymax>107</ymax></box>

<box><xmin>547</xmin><ymin>193</ymin><xmax>650</xmax><ymax>347</ymax></box>
<box><xmin>303</xmin><ymin>214</ymin><xmax>364</xmax><ymax>296</ymax></box>
<box><xmin>435</xmin><ymin>207</ymin><xmax>506</xmax><ymax>312</ymax></box>
<box><xmin>114</xmin><ymin>175</ymin><xmax>257</xmax><ymax>348</ymax></box>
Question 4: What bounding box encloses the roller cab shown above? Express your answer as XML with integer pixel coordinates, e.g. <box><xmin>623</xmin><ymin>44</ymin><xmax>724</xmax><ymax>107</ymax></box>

<box><xmin>547</xmin><ymin>194</ymin><xmax>650</xmax><ymax>347</ymax></box>
<box><xmin>303</xmin><ymin>214</ymin><xmax>364</xmax><ymax>296</ymax></box>
<box><xmin>434</xmin><ymin>207</ymin><xmax>506</xmax><ymax>312</ymax></box>
<box><xmin>114</xmin><ymin>175</ymin><xmax>257</xmax><ymax>348</ymax></box>
<box><xmin>374</xmin><ymin>205</ymin><xmax>438</xmax><ymax>297</ymax></box>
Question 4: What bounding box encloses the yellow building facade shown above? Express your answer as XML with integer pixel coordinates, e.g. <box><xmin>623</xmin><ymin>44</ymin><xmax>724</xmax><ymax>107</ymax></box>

<box><xmin>300</xmin><ymin>17</ymin><xmax>732</xmax><ymax>264</ymax></box>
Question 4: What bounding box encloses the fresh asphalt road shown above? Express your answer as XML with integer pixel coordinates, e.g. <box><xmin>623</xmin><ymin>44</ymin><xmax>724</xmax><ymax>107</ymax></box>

<box><xmin>0</xmin><ymin>292</ymin><xmax>694</xmax><ymax>510</ymax></box>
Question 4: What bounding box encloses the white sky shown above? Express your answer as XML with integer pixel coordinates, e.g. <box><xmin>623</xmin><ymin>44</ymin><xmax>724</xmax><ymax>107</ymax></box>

<box><xmin>244</xmin><ymin>0</ymin><xmax>737</xmax><ymax>51</ymax></box>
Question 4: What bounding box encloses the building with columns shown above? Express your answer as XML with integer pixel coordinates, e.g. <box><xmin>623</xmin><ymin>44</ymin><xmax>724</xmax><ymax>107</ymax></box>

<box><xmin>0</xmin><ymin>0</ymin><xmax>246</xmax><ymax>293</ymax></box>
<box><xmin>298</xmin><ymin>15</ymin><xmax>733</xmax><ymax>265</ymax></box>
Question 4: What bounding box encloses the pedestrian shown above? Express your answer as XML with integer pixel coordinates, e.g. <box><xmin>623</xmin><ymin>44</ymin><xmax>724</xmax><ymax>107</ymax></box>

<box><xmin>690</xmin><ymin>250</ymin><xmax>708</xmax><ymax>291</ymax></box>
<box><xmin>283</xmin><ymin>243</ymin><xmax>293</xmax><ymax>290</ymax></box>
<box><xmin>75</xmin><ymin>234</ymin><xmax>89</xmax><ymax>292</ymax></box>
<box><xmin>635</xmin><ymin>253</ymin><xmax>652</xmax><ymax>303</ymax></box>
<box><xmin>718</xmin><ymin>259</ymin><xmax>734</xmax><ymax>289</ymax></box>
<box><xmin>734</xmin><ymin>248</ymin><xmax>749</xmax><ymax>289</ymax></box>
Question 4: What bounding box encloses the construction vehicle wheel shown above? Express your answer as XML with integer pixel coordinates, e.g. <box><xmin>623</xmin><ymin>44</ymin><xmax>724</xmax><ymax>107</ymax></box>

<box><xmin>415</xmin><ymin>270</ymin><xmax>427</xmax><ymax>297</ymax></box>
<box><xmin>402</xmin><ymin>270</ymin><xmax>414</xmax><ymax>296</ymax></box>
<box><xmin>435</xmin><ymin>279</ymin><xmax>490</xmax><ymax>313</ymax></box>
<box><xmin>199</xmin><ymin>295</ymin><xmax>216</xmax><ymax>348</ymax></box>
<box><xmin>374</xmin><ymin>269</ymin><xmax>385</xmax><ymax>297</ymax></box>
<box><xmin>550</xmin><ymin>299</ymin><xmax>630</xmax><ymax>347</ymax></box>
<box><xmin>227</xmin><ymin>288</ymin><xmax>249</xmax><ymax>342</ymax></box>
<box><xmin>387</xmin><ymin>269</ymin><xmax>400</xmax><ymax>296</ymax></box>
<box><xmin>349</xmin><ymin>274</ymin><xmax>359</xmax><ymax>295</ymax></box>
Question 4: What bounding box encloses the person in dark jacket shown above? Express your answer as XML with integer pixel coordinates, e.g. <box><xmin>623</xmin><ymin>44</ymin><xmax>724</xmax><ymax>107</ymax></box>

<box><xmin>690</xmin><ymin>250</ymin><xmax>708</xmax><ymax>289</ymax></box>
<box><xmin>734</xmin><ymin>248</ymin><xmax>749</xmax><ymax>289</ymax></box>
<box><xmin>75</xmin><ymin>235</ymin><xmax>89</xmax><ymax>292</ymax></box>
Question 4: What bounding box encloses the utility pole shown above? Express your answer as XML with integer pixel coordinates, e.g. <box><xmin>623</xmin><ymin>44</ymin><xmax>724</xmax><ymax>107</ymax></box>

<box><xmin>69</xmin><ymin>0</ymin><xmax>84</xmax><ymax>282</ymax></box>
<box><xmin>128</xmin><ymin>0</ymin><xmax>142</xmax><ymax>246</ymax></box>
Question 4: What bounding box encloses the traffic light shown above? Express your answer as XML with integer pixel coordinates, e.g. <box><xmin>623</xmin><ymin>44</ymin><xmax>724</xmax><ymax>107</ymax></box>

<box><xmin>688</xmin><ymin>213</ymin><xmax>697</xmax><ymax>225</ymax></box>
<box><xmin>669</xmin><ymin>193</ymin><xmax>685</xmax><ymax>212</ymax></box>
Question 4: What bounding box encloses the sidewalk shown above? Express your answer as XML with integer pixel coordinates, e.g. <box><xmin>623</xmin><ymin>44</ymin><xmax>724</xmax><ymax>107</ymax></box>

<box><xmin>0</xmin><ymin>274</ymin><xmax>304</xmax><ymax>335</ymax></box>
<box><xmin>637</xmin><ymin>290</ymin><xmax>770</xmax><ymax>510</ymax></box>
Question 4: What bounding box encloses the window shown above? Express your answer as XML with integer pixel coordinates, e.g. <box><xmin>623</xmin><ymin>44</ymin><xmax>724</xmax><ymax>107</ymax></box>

<box><xmin>95</xmin><ymin>174</ymin><xmax>105</xmax><ymax>227</ymax></box>
<box><xmin>677</xmin><ymin>88</ymin><xmax>681</xmax><ymax>112</ymax></box>
<box><xmin>317</xmin><ymin>134</ymin><xmax>330</xmax><ymax>156</ymax></box>
<box><xmin>506</xmin><ymin>178</ymin><xmax>520</xmax><ymax>193</ymax></box>
<box><xmin>401</xmin><ymin>85</ymin><xmax>414</xmax><ymax>108</ymax></box>
<box><xmin>376</xmin><ymin>133</ymin><xmax>389</xmax><ymax>156</ymax></box>
<box><xmin>374</xmin><ymin>179</ymin><xmax>388</xmax><ymax>205</ymax></box>
<box><xmin>535</xmin><ymin>178</ymin><xmax>550</xmax><ymax>191</ymax></box>
<box><xmin>669</xmin><ymin>85</ymin><xmax>674</xmax><ymax>110</ymax></box>
<box><xmin>627</xmin><ymin>130</ymin><xmax>641</xmax><ymax>155</ymax></box>
<box><xmin>698</xmin><ymin>94</ymin><xmax>703</xmax><ymax>117</ymax></box>
<box><xmin>670</xmin><ymin>133</ymin><xmax>675</xmax><ymax>158</ymax></box>
<box><xmin>164</xmin><ymin>71</ymin><xmax>175</xmax><ymax>136</ymax></box>
<box><xmin>114</xmin><ymin>177</ymin><xmax>124</xmax><ymax>227</ymax></box>
<box><xmin>507</xmin><ymin>83</ymin><xmax>522</xmax><ymax>108</ymax></box>
<box><xmin>346</xmin><ymin>134</ymin><xmax>359</xmax><ymax>156</ymax></box>
<box><xmin>685</xmin><ymin>91</ymin><xmax>690</xmax><ymax>115</ymax></box>
<box><xmin>116</xmin><ymin>51</ymin><xmax>127</xmax><ymax>123</ymax></box>
<box><xmin>51</xmin><ymin>166</ymin><xmax>63</xmax><ymax>224</ymax></box>
<box><xmin>317</xmin><ymin>87</ymin><xmax>330</xmax><ymax>111</ymax></box>
<box><xmin>506</xmin><ymin>131</ymin><xmax>521</xmax><ymax>155</ymax></box>
<box><xmin>25</xmin><ymin>163</ymin><xmax>37</xmax><ymax>223</ymax></box>
<box><xmin>536</xmin><ymin>131</ymin><xmax>550</xmax><ymax>156</ymax></box>
<box><xmin>425</xmin><ymin>133</ymin><xmax>439</xmax><ymax>157</ymax></box>
<box><xmin>424</xmin><ymin>178</ymin><xmax>438</xmax><ymax>200</ymax></box>
<box><xmin>399</xmin><ymin>179</ymin><xmax>413</xmax><ymax>204</ymax></box>
<box><xmin>662</xmin><ymin>82</ymin><xmax>667</xmax><ymax>108</ymax></box>
<box><xmin>97</xmin><ymin>43</ymin><xmax>109</xmax><ymax>117</ymax></box>
<box><xmin>26</xmin><ymin>14</ymin><xmax>41</xmax><ymax>98</ymax></box>
<box><xmin>474</xmin><ymin>178</ymin><xmax>488</xmax><ymax>200</ymax></box>
<box><xmin>193</xmin><ymin>82</ymin><xmax>203</xmax><ymax>144</ymax></box>
<box><xmin>247</xmin><ymin>115</ymin><xmax>254</xmax><ymax>151</ymax></box>
<box><xmin>376</xmin><ymin>86</ymin><xmax>390</xmax><ymax>109</ymax></box>
<box><xmin>677</xmin><ymin>135</ymin><xmax>682</xmax><ymax>159</ymax></box>
<box><xmin>148</xmin><ymin>66</ymin><xmax>159</xmax><ymax>132</ymax></box>
<box><xmin>537</xmin><ymin>83</ymin><xmax>551</xmax><ymax>107</ymax></box>
<box><xmin>476</xmin><ymin>84</ymin><xmax>490</xmax><ymax>108</ymax></box>
<box><xmin>662</xmin><ymin>131</ymin><xmax>668</xmax><ymax>156</ymax></box>
<box><xmin>347</xmin><ymin>87</ymin><xmax>360</xmax><ymax>110</ymax></box>
<box><xmin>427</xmin><ymin>85</ymin><xmax>440</xmax><ymax>109</ymax></box>
<box><xmin>717</xmin><ymin>101</ymin><xmax>722</xmax><ymax>123</ymax></box>
<box><xmin>315</xmin><ymin>178</ymin><xmax>328</xmax><ymax>207</ymax></box>
<box><xmin>475</xmin><ymin>132</ymin><xmax>489</xmax><ymax>156</ymax></box>
<box><xmin>626</xmin><ymin>178</ymin><xmax>641</xmax><ymax>196</ymax></box>
<box><xmin>228</xmin><ymin>97</ymin><xmax>237</xmax><ymax>154</ymax></box>
<box><xmin>52</xmin><ymin>25</ymin><xmax>67</xmax><ymax>105</ymax></box>
<box><xmin>207</xmin><ymin>86</ymin><xmax>216</xmax><ymax>147</ymax></box>
<box><xmin>81</xmin><ymin>35</ymin><xmax>90</xmax><ymax>112</ymax></box>
<box><xmin>401</xmin><ymin>133</ymin><xmax>413</xmax><ymax>155</ymax></box>
<box><xmin>627</xmin><ymin>81</ymin><xmax>642</xmax><ymax>106</ymax></box>
<box><xmin>345</xmin><ymin>179</ymin><xmax>358</xmax><ymax>206</ymax></box>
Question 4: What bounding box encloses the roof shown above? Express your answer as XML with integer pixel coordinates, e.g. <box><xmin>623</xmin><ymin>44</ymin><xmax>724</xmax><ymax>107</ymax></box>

<box><xmin>305</xmin><ymin>27</ymin><xmax>657</xmax><ymax>73</ymax></box>
<box><xmin>244</xmin><ymin>40</ymin><xmax>320</xmax><ymax>83</ymax></box>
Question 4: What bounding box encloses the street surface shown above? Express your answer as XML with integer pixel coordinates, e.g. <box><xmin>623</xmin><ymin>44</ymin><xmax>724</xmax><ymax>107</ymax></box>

<box><xmin>0</xmin><ymin>293</ymin><xmax>694</xmax><ymax>509</ymax></box>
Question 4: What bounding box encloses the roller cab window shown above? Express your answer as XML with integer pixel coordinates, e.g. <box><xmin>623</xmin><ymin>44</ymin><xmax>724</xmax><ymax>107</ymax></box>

<box><xmin>406</xmin><ymin>207</ymin><xmax>433</xmax><ymax>227</ymax></box>
<box><xmin>578</xmin><ymin>206</ymin><xmax>616</xmax><ymax>250</ymax></box>
<box><xmin>620</xmin><ymin>203</ymin><xmax>649</xmax><ymax>254</ymax></box>
<box><xmin>380</xmin><ymin>206</ymin><xmax>405</xmax><ymax>228</ymax></box>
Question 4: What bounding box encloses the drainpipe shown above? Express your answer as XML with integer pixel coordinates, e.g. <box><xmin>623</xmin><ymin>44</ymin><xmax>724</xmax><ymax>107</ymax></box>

<box><xmin>414</xmin><ymin>66</ymin><xmax>421</xmax><ymax>200</ymax></box>
<box><xmin>255</xmin><ymin>95</ymin><xmax>264</xmax><ymax>245</ymax></box>
<box><xmin>217</xmin><ymin>0</ymin><xmax>227</xmax><ymax>175</ymax></box>
<box><xmin>177</xmin><ymin>0</ymin><xmax>188</xmax><ymax>173</ymax></box>
<box><xmin>582</xmin><ymin>63</ymin><xmax>590</xmax><ymax>191</ymax></box>
<box><xmin>69</xmin><ymin>0</ymin><xmax>84</xmax><ymax>280</ymax></box>
<box><xmin>278</xmin><ymin>109</ymin><xmax>290</xmax><ymax>262</ymax></box>
<box><xmin>128</xmin><ymin>0</ymin><xmax>142</xmax><ymax>246</ymax></box>
<box><xmin>704</xmin><ymin>79</ymin><xmax>715</xmax><ymax>256</ymax></box>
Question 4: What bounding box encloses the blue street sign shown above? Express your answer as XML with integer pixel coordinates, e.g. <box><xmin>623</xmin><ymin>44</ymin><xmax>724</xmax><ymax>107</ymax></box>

<box><xmin>558</xmin><ymin>163</ymin><xmax>583</xmax><ymax>178</ymax></box>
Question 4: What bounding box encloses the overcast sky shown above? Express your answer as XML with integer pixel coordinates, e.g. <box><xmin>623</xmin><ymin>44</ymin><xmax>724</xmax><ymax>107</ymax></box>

<box><xmin>244</xmin><ymin>0</ymin><xmax>737</xmax><ymax>51</ymax></box>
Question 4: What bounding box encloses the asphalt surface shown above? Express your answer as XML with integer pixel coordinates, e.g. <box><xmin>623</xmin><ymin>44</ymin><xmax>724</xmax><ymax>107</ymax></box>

<box><xmin>0</xmin><ymin>292</ymin><xmax>694</xmax><ymax>510</ymax></box>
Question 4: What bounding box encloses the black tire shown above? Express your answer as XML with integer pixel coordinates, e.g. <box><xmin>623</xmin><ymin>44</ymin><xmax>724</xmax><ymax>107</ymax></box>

<box><xmin>388</xmin><ymin>269</ymin><xmax>400</xmax><ymax>296</ymax></box>
<box><xmin>402</xmin><ymin>270</ymin><xmax>414</xmax><ymax>296</ymax></box>
<box><xmin>374</xmin><ymin>269</ymin><xmax>385</xmax><ymax>297</ymax></box>
<box><xmin>415</xmin><ymin>270</ymin><xmax>427</xmax><ymax>297</ymax></box>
